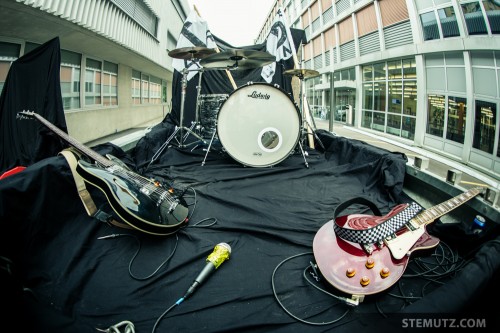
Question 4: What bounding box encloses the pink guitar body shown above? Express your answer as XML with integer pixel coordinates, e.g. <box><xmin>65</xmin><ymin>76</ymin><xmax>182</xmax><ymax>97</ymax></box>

<box><xmin>313</xmin><ymin>214</ymin><xmax>439</xmax><ymax>296</ymax></box>
<box><xmin>313</xmin><ymin>188</ymin><xmax>482</xmax><ymax>296</ymax></box>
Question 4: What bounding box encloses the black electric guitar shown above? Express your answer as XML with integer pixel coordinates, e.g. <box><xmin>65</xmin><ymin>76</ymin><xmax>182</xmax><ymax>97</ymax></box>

<box><xmin>18</xmin><ymin>111</ymin><xmax>189</xmax><ymax>235</ymax></box>
<box><xmin>313</xmin><ymin>187</ymin><xmax>484</xmax><ymax>296</ymax></box>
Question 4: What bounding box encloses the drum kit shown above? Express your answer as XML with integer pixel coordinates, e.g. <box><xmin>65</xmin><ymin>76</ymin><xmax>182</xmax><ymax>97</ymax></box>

<box><xmin>159</xmin><ymin>45</ymin><xmax>320</xmax><ymax>168</ymax></box>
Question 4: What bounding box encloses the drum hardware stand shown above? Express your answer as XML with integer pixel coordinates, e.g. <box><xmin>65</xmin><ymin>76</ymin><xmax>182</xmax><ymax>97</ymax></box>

<box><xmin>201</xmin><ymin>129</ymin><xmax>218</xmax><ymax>166</ymax></box>
<box><xmin>285</xmin><ymin>68</ymin><xmax>326</xmax><ymax>153</ymax></box>
<box><xmin>170</xmin><ymin>66</ymin><xmax>208</xmax><ymax>148</ymax></box>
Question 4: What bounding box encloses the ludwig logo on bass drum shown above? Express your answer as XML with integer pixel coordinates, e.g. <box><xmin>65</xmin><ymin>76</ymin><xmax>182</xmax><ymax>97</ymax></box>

<box><xmin>248</xmin><ymin>91</ymin><xmax>270</xmax><ymax>100</ymax></box>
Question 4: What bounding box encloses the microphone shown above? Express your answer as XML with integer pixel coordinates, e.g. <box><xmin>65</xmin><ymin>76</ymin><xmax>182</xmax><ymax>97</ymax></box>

<box><xmin>183</xmin><ymin>242</ymin><xmax>231</xmax><ymax>299</ymax></box>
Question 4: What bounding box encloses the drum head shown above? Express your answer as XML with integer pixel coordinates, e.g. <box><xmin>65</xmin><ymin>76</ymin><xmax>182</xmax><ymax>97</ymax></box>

<box><xmin>217</xmin><ymin>83</ymin><xmax>301</xmax><ymax>167</ymax></box>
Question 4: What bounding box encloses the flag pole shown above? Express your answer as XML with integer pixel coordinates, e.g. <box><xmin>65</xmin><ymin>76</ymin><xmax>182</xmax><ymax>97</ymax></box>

<box><xmin>194</xmin><ymin>5</ymin><xmax>237</xmax><ymax>90</ymax></box>
<box><xmin>279</xmin><ymin>8</ymin><xmax>315</xmax><ymax>149</ymax></box>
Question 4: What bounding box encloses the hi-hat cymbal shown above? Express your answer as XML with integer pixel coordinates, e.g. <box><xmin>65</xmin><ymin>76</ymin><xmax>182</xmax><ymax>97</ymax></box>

<box><xmin>283</xmin><ymin>68</ymin><xmax>320</xmax><ymax>78</ymax></box>
<box><xmin>200</xmin><ymin>49</ymin><xmax>276</xmax><ymax>70</ymax></box>
<box><xmin>168</xmin><ymin>47</ymin><xmax>217</xmax><ymax>60</ymax></box>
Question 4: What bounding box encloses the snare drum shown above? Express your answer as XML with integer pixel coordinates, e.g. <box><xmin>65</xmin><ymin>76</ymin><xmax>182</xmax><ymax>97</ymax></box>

<box><xmin>216</xmin><ymin>83</ymin><xmax>301</xmax><ymax>167</ymax></box>
<box><xmin>197</xmin><ymin>94</ymin><xmax>228</xmax><ymax>139</ymax></box>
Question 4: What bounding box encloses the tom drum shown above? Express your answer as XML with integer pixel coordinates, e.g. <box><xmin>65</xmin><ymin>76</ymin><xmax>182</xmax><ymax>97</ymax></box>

<box><xmin>216</xmin><ymin>83</ymin><xmax>301</xmax><ymax>167</ymax></box>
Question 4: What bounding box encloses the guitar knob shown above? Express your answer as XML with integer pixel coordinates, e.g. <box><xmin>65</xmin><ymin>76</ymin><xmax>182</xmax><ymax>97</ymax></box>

<box><xmin>365</xmin><ymin>258</ymin><xmax>375</xmax><ymax>269</ymax></box>
<box><xmin>360</xmin><ymin>276</ymin><xmax>370</xmax><ymax>286</ymax></box>
<box><xmin>346</xmin><ymin>268</ymin><xmax>356</xmax><ymax>278</ymax></box>
<box><xmin>380</xmin><ymin>267</ymin><xmax>390</xmax><ymax>278</ymax></box>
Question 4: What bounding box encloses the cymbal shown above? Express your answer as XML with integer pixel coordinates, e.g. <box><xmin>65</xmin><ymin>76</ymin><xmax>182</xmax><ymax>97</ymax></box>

<box><xmin>168</xmin><ymin>47</ymin><xmax>217</xmax><ymax>60</ymax></box>
<box><xmin>283</xmin><ymin>68</ymin><xmax>319</xmax><ymax>78</ymax></box>
<box><xmin>200</xmin><ymin>49</ymin><xmax>276</xmax><ymax>70</ymax></box>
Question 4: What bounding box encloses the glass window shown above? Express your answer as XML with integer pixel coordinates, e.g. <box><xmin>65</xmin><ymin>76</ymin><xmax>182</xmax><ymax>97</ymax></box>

<box><xmin>373</xmin><ymin>63</ymin><xmax>386</xmax><ymax>81</ymax></box>
<box><xmin>362</xmin><ymin>66</ymin><xmax>372</xmax><ymax>81</ymax></box>
<box><xmin>373</xmin><ymin>112</ymin><xmax>386</xmax><ymax>132</ymax></box>
<box><xmin>438</xmin><ymin>7</ymin><xmax>460</xmax><ymax>38</ymax></box>
<box><xmin>446</xmin><ymin>96</ymin><xmax>467</xmax><ymax>143</ymax></box>
<box><xmin>473</xmin><ymin>100</ymin><xmax>497</xmax><ymax>154</ymax></box>
<box><xmin>388</xmin><ymin>81</ymin><xmax>402</xmax><ymax>113</ymax></box>
<box><xmin>85</xmin><ymin>58</ymin><xmax>102</xmax><ymax>106</ymax></box>
<box><xmin>348</xmin><ymin>67</ymin><xmax>355</xmax><ymax>80</ymax></box>
<box><xmin>0</xmin><ymin>41</ymin><xmax>20</xmax><ymax>92</ymax></box>
<box><xmin>461</xmin><ymin>2</ymin><xmax>488</xmax><ymax>35</ymax></box>
<box><xmin>403</xmin><ymin>81</ymin><xmax>417</xmax><ymax>116</ymax></box>
<box><xmin>403</xmin><ymin>59</ymin><xmax>417</xmax><ymax>79</ymax></box>
<box><xmin>333</xmin><ymin>71</ymin><xmax>341</xmax><ymax>81</ymax></box>
<box><xmin>149</xmin><ymin>75</ymin><xmax>162</xmax><ymax>104</ymax></box>
<box><xmin>388</xmin><ymin>61</ymin><xmax>402</xmax><ymax>80</ymax></box>
<box><xmin>363</xmin><ymin>82</ymin><xmax>374</xmax><ymax>109</ymax></box>
<box><xmin>483</xmin><ymin>0</ymin><xmax>500</xmax><ymax>34</ymax></box>
<box><xmin>421</xmin><ymin>11</ymin><xmax>440</xmax><ymax>40</ymax></box>
<box><xmin>427</xmin><ymin>94</ymin><xmax>445</xmax><ymax>137</ymax></box>
<box><xmin>362</xmin><ymin>110</ymin><xmax>373</xmax><ymax>128</ymax></box>
<box><xmin>61</xmin><ymin>50</ymin><xmax>81</xmax><ymax>110</ymax></box>
<box><xmin>387</xmin><ymin>113</ymin><xmax>402</xmax><ymax>136</ymax></box>
<box><xmin>373</xmin><ymin>81</ymin><xmax>386</xmax><ymax>111</ymax></box>
<box><xmin>102</xmin><ymin>61</ymin><xmax>118</xmax><ymax>106</ymax></box>
<box><xmin>141</xmin><ymin>73</ymin><xmax>149</xmax><ymax>104</ymax></box>
<box><xmin>132</xmin><ymin>70</ymin><xmax>141</xmax><ymax>105</ymax></box>
<box><xmin>402</xmin><ymin>116</ymin><xmax>415</xmax><ymax>140</ymax></box>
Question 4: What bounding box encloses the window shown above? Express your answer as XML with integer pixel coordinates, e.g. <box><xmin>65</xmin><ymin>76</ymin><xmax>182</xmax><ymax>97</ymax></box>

<box><xmin>131</xmin><ymin>70</ymin><xmax>166</xmax><ymax>105</ymax></box>
<box><xmin>446</xmin><ymin>96</ymin><xmax>467</xmax><ymax>144</ymax></box>
<box><xmin>85</xmin><ymin>58</ymin><xmax>102</xmax><ymax>106</ymax></box>
<box><xmin>102</xmin><ymin>61</ymin><xmax>118</xmax><ymax>106</ymax></box>
<box><xmin>362</xmin><ymin>59</ymin><xmax>417</xmax><ymax>140</ymax></box>
<box><xmin>483</xmin><ymin>0</ymin><xmax>500</xmax><ymax>34</ymax></box>
<box><xmin>61</xmin><ymin>50</ymin><xmax>82</xmax><ymax>110</ymax></box>
<box><xmin>461</xmin><ymin>1</ymin><xmax>488</xmax><ymax>35</ymax></box>
<box><xmin>438</xmin><ymin>7</ymin><xmax>460</xmax><ymax>37</ymax></box>
<box><xmin>421</xmin><ymin>11</ymin><xmax>440</xmax><ymax>40</ymax></box>
<box><xmin>473</xmin><ymin>100</ymin><xmax>497</xmax><ymax>154</ymax></box>
<box><xmin>427</xmin><ymin>94</ymin><xmax>445</xmax><ymax>137</ymax></box>
<box><xmin>0</xmin><ymin>41</ymin><xmax>20</xmax><ymax>92</ymax></box>
<box><xmin>421</xmin><ymin>6</ymin><xmax>460</xmax><ymax>40</ymax></box>
<box><xmin>132</xmin><ymin>70</ymin><xmax>141</xmax><ymax>105</ymax></box>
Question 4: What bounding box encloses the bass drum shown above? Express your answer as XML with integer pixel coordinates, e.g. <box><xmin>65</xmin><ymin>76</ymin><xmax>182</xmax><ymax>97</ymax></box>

<box><xmin>217</xmin><ymin>83</ymin><xmax>301</xmax><ymax>167</ymax></box>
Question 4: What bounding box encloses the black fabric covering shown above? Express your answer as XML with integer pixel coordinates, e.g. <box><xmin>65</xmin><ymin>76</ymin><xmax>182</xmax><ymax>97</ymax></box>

<box><xmin>0</xmin><ymin>37</ymin><xmax>66</xmax><ymax>174</ymax></box>
<box><xmin>1</xmin><ymin>127</ymin><xmax>499</xmax><ymax>332</ymax></box>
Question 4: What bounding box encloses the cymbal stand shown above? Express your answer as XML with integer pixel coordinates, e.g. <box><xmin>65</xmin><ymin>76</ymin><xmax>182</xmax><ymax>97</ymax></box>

<box><xmin>172</xmin><ymin>66</ymin><xmax>207</xmax><ymax>148</ymax></box>
<box><xmin>296</xmin><ymin>72</ymin><xmax>325</xmax><ymax>152</ymax></box>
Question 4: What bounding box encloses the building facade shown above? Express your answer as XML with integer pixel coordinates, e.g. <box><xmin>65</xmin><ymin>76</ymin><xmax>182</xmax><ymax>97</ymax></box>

<box><xmin>0</xmin><ymin>0</ymin><xmax>190</xmax><ymax>144</ymax></box>
<box><xmin>257</xmin><ymin>0</ymin><xmax>500</xmax><ymax>179</ymax></box>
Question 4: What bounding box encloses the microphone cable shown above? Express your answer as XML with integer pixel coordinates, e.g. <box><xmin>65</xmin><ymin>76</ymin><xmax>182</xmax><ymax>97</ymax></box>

<box><xmin>271</xmin><ymin>251</ymin><xmax>352</xmax><ymax>326</ymax></box>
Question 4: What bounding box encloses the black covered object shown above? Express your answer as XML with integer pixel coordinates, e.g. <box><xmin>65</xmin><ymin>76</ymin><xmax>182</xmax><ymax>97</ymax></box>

<box><xmin>1</xmin><ymin>126</ymin><xmax>499</xmax><ymax>332</ymax></box>
<box><xmin>0</xmin><ymin>37</ymin><xmax>66</xmax><ymax>174</ymax></box>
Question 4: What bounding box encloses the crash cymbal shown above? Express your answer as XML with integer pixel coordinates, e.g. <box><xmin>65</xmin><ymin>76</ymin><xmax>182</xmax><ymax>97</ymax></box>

<box><xmin>283</xmin><ymin>68</ymin><xmax>320</xmax><ymax>78</ymax></box>
<box><xmin>200</xmin><ymin>49</ymin><xmax>276</xmax><ymax>70</ymax></box>
<box><xmin>168</xmin><ymin>47</ymin><xmax>217</xmax><ymax>60</ymax></box>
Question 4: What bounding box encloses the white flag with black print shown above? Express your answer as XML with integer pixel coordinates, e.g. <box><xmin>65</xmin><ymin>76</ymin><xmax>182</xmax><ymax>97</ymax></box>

<box><xmin>261</xmin><ymin>7</ymin><xmax>294</xmax><ymax>83</ymax></box>
<box><xmin>172</xmin><ymin>11</ymin><xmax>216</xmax><ymax>81</ymax></box>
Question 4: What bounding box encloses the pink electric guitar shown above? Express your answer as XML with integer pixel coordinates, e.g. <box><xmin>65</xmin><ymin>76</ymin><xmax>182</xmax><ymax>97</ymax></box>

<box><xmin>313</xmin><ymin>187</ymin><xmax>483</xmax><ymax>296</ymax></box>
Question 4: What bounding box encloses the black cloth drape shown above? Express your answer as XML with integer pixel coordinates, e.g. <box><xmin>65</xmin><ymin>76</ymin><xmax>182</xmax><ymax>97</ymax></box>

<box><xmin>0</xmin><ymin>37</ymin><xmax>66</xmax><ymax>174</ymax></box>
<box><xmin>1</xmin><ymin>126</ymin><xmax>499</xmax><ymax>332</ymax></box>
